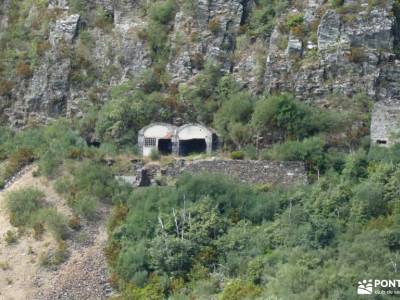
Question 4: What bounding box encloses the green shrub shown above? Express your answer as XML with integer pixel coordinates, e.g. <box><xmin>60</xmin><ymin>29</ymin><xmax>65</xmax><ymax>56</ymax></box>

<box><xmin>286</xmin><ymin>13</ymin><xmax>304</xmax><ymax>29</ymax></box>
<box><xmin>40</xmin><ymin>241</ymin><xmax>69</xmax><ymax>269</ymax></box>
<box><xmin>94</xmin><ymin>7</ymin><xmax>113</xmax><ymax>30</ymax></box>
<box><xmin>243</xmin><ymin>145</ymin><xmax>258</xmax><ymax>160</ymax></box>
<box><xmin>6</xmin><ymin>187</ymin><xmax>45</xmax><ymax>227</ymax></box>
<box><xmin>139</xmin><ymin>69</ymin><xmax>162</xmax><ymax>93</ymax></box>
<box><xmin>248</xmin><ymin>1</ymin><xmax>289</xmax><ymax>38</ymax></box>
<box><xmin>230</xmin><ymin>151</ymin><xmax>245</xmax><ymax>160</ymax></box>
<box><xmin>251</xmin><ymin>93</ymin><xmax>344</xmax><ymax>142</ymax></box>
<box><xmin>221</xmin><ymin>280</ymin><xmax>262</xmax><ymax>300</ymax></box>
<box><xmin>54</xmin><ymin>161</ymin><xmax>117</xmax><ymax>219</ymax></box>
<box><xmin>38</xmin><ymin>151</ymin><xmax>62</xmax><ymax>177</ymax></box>
<box><xmin>36</xmin><ymin>208</ymin><xmax>70</xmax><ymax>241</ymax></box>
<box><xmin>351</xmin><ymin>180</ymin><xmax>386</xmax><ymax>221</ymax></box>
<box><xmin>261</xmin><ymin>136</ymin><xmax>327</xmax><ymax>175</ymax></box>
<box><xmin>3</xmin><ymin>148</ymin><xmax>35</xmax><ymax>179</ymax></box>
<box><xmin>214</xmin><ymin>91</ymin><xmax>254</xmax><ymax>148</ymax></box>
<box><xmin>150</xmin><ymin>148</ymin><xmax>160</xmax><ymax>161</ymax></box>
<box><xmin>149</xmin><ymin>0</ymin><xmax>177</xmax><ymax>25</ymax></box>
<box><xmin>72</xmin><ymin>195</ymin><xmax>98</xmax><ymax>220</ymax></box>
<box><xmin>69</xmin><ymin>0</ymin><xmax>87</xmax><ymax>15</ymax></box>
<box><xmin>53</xmin><ymin>176</ymin><xmax>73</xmax><ymax>195</ymax></box>
<box><xmin>95</xmin><ymin>84</ymin><xmax>172</xmax><ymax>146</ymax></box>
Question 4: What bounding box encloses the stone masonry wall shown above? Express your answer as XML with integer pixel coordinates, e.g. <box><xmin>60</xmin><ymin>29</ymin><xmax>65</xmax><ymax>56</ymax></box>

<box><xmin>120</xmin><ymin>159</ymin><xmax>308</xmax><ymax>186</ymax></box>
<box><xmin>165</xmin><ymin>159</ymin><xmax>307</xmax><ymax>186</ymax></box>
<box><xmin>121</xmin><ymin>159</ymin><xmax>307</xmax><ymax>186</ymax></box>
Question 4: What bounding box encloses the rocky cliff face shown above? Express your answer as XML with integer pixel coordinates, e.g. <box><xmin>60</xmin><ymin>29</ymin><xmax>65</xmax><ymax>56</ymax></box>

<box><xmin>0</xmin><ymin>0</ymin><xmax>399</xmax><ymax>127</ymax></box>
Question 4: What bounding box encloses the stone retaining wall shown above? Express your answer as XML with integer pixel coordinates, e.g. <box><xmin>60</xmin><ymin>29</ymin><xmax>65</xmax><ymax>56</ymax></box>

<box><xmin>123</xmin><ymin>159</ymin><xmax>307</xmax><ymax>186</ymax></box>
<box><xmin>165</xmin><ymin>159</ymin><xmax>307</xmax><ymax>186</ymax></box>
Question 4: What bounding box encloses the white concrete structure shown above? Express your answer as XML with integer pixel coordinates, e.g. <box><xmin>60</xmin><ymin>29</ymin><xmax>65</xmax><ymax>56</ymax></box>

<box><xmin>138</xmin><ymin>123</ymin><xmax>176</xmax><ymax>156</ymax></box>
<box><xmin>176</xmin><ymin>124</ymin><xmax>215</xmax><ymax>156</ymax></box>
<box><xmin>138</xmin><ymin>123</ymin><xmax>218</xmax><ymax>157</ymax></box>
<box><xmin>371</xmin><ymin>102</ymin><xmax>400</xmax><ymax>147</ymax></box>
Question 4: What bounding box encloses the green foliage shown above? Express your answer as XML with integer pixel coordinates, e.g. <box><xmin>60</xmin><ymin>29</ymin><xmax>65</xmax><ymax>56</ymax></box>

<box><xmin>221</xmin><ymin>280</ymin><xmax>262</xmax><ymax>300</ymax></box>
<box><xmin>107</xmin><ymin>142</ymin><xmax>400</xmax><ymax>298</ymax></box>
<box><xmin>108</xmin><ymin>174</ymin><xmax>296</xmax><ymax>295</ymax></box>
<box><xmin>38</xmin><ymin>120</ymin><xmax>87</xmax><ymax>177</ymax></box>
<box><xmin>251</xmin><ymin>93</ymin><xmax>343</xmax><ymax>142</ymax></box>
<box><xmin>3</xmin><ymin>148</ymin><xmax>35</xmax><ymax>180</ymax></box>
<box><xmin>150</xmin><ymin>148</ymin><xmax>160</xmax><ymax>161</ymax></box>
<box><xmin>72</xmin><ymin>196</ymin><xmax>98</xmax><ymax>220</ymax></box>
<box><xmin>5</xmin><ymin>186</ymin><xmax>71</xmax><ymax>241</ymax></box>
<box><xmin>177</xmin><ymin>62</ymin><xmax>228</xmax><ymax>123</ymax></box>
<box><xmin>342</xmin><ymin>149</ymin><xmax>368</xmax><ymax>181</ymax></box>
<box><xmin>139</xmin><ymin>0</ymin><xmax>177</xmax><ymax>88</ymax></box>
<box><xmin>149</xmin><ymin>0</ymin><xmax>177</xmax><ymax>25</ymax></box>
<box><xmin>262</xmin><ymin>136</ymin><xmax>327</xmax><ymax>174</ymax></box>
<box><xmin>122</xmin><ymin>275</ymin><xmax>165</xmax><ymax>299</ymax></box>
<box><xmin>230</xmin><ymin>151</ymin><xmax>245</xmax><ymax>160</ymax></box>
<box><xmin>94</xmin><ymin>7</ymin><xmax>114</xmax><ymax>30</ymax></box>
<box><xmin>0</xmin><ymin>120</ymin><xmax>88</xmax><ymax>181</ymax></box>
<box><xmin>55</xmin><ymin>160</ymin><xmax>118</xmax><ymax>219</ymax></box>
<box><xmin>286</xmin><ymin>13</ymin><xmax>304</xmax><ymax>29</ymax></box>
<box><xmin>0</xmin><ymin>0</ymin><xmax>53</xmax><ymax>90</ymax></box>
<box><xmin>36</xmin><ymin>208</ymin><xmax>70</xmax><ymax>241</ymax></box>
<box><xmin>247</xmin><ymin>0</ymin><xmax>289</xmax><ymax>38</ymax></box>
<box><xmin>214</xmin><ymin>91</ymin><xmax>254</xmax><ymax>149</ymax></box>
<box><xmin>95</xmin><ymin>83</ymin><xmax>173</xmax><ymax>146</ymax></box>
<box><xmin>242</xmin><ymin>144</ymin><xmax>258</xmax><ymax>160</ymax></box>
<box><xmin>40</xmin><ymin>241</ymin><xmax>70</xmax><ymax>269</ymax></box>
<box><xmin>6</xmin><ymin>187</ymin><xmax>45</xmax><ymax>227</ymax></box>
<box><xmin>69</xmin><ymin>0</ymin><xmax>86</xmax><ymax>15</ymax></box>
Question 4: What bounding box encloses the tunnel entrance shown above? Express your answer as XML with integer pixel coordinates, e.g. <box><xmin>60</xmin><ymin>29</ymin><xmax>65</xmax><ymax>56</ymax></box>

<box><xmin>179</xmin><ymin>139</ymin><xmax>207</xmax><ymax>156</ymax></box>
<box><xmin>158</xmin><ymin>139</ymin><xmax>172</xmax><ymax>155</ymax></box>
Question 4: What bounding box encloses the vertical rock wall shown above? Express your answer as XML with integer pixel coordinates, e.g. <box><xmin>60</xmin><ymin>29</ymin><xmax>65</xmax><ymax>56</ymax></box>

<box><xmin>1</xmin><ymin>0</ymin><xmax>400</xmax><ymax>127</ymax></box>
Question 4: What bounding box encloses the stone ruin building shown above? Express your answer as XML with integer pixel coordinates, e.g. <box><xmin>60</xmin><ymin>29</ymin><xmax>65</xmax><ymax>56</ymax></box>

<box><xmin>371</xmin><ymin>102</ymin><xmax>400</xmax><ymax>147</ymax></box>
<box><xmin>138</xmin><ymin>123</ymin><xmax>218</xmax><ymax>157</ymax></box>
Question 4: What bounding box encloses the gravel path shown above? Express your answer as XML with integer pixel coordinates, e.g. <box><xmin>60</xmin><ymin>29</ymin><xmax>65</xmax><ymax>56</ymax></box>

<box><xmin>34</xmin><ymin>222</ymin><xmax>113</xmax><ymax>300</ymax></box>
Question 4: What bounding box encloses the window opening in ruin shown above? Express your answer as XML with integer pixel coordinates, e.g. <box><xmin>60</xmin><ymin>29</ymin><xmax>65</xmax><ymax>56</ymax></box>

<box><xmin>376</xmin><ymin>140</ymin><xmax>388</xmax><ymax>145</ymax></box>
<box><xmin>144</xmin><ymin>137</ymin><xmax>156</xmax><ymax>147</ymax></box>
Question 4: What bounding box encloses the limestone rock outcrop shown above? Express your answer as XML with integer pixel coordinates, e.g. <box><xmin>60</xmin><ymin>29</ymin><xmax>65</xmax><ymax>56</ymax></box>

<box><xmin>1</xmin><ymin>0</ymin><xmax>400</xmax><ymax>126</ymax></box>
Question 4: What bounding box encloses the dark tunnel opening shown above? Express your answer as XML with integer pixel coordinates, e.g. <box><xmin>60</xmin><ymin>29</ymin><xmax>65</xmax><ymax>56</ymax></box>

<box><xmin>179</xmin><ymin>139</ymin><xmax>207</xmax><ymax>156</ymax></box>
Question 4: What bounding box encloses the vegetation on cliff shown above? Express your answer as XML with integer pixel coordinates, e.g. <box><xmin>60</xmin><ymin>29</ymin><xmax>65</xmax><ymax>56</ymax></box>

<box><xmin>0</xmin><ymin>0</ymin><xmax>398</xmax><ymax>299</ymax></box>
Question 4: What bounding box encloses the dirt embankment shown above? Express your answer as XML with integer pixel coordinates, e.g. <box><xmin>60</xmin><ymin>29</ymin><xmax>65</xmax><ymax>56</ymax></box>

<box><xmin>0</xmin><ymin>166</ymin><xmax>113</xmax><ymax>300</ymax></box>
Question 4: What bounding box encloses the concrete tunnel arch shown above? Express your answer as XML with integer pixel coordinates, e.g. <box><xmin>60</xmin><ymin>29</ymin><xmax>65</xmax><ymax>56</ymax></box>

<box><xmin>138</xmin><ymin>123</ymin><xmax>177</xmax><ymax>156</ymax></box>
<box><xmin>175</xmin><ymin>124</ymin><xmax>216</xmax><ymax>156</ymax></box>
